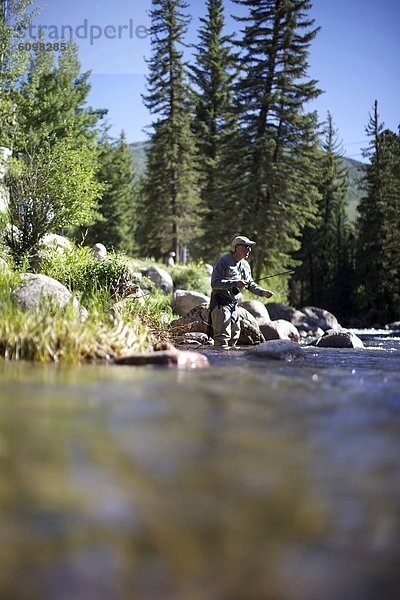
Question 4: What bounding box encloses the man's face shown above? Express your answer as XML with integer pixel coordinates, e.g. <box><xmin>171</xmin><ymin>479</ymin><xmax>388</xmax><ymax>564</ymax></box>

<box><xmin>236</xmin><ymin>244</ymin><xmax>252</xmax><ymax>259</ymax></box>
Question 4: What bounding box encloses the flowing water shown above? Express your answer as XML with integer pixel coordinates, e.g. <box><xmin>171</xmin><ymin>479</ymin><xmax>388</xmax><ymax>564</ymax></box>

<box><xmin>0</xmin><ymin>331</ymin><xmax>400</xmax><ymax>600</ymax></box>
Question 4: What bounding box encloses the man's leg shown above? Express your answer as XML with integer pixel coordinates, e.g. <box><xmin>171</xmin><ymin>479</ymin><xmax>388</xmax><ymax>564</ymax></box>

<box><xmin>229</xmin><ymin>305</ymin><xmax>241</xmax><ymax>346</ymax></box>
<box><xmin>211</xmin><ymin>305</ymin><xmax>231</xmax><ymax>348</ymax></box>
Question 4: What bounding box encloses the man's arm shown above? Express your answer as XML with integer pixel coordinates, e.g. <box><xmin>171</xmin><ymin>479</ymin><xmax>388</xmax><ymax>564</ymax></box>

<box><xmin>243</xmin><ymin>262</ymin><xmax>274</xmax><ymax>298</ymax></box>
<box><xmin>211</xmin><ymin>256</ymin><xmax>242</xmax><ymax>291</ymax></box>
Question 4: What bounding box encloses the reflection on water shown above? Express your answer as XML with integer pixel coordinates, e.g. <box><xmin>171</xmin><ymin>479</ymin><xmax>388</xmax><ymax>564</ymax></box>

<box><xmin>1</xmin><ymin>343</ymin><xmax>400</xmax><ymax>600</ymax></box>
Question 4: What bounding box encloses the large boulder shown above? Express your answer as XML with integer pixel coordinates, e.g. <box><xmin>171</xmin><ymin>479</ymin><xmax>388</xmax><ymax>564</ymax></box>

<box><xmin>300</xmin><ymin>306</ymin><xmax>340</xmax><ymax>332</ymax></box>
<box><xmin>245</xmin><ymin>340</ymin><xmax>306</xmax><ymax>361</ymax></box>
<box><xmin>240</xmin><ymin>299</ymin><xmax>270</xmax><ymax>325</ymax></box>
<box><xmin>259</xmin><ymin>319</ymin><xmax>300</xmax><ymax>342</ymax></box>
<box><xmin>265</xmin><ymin>302</ymin><xmax>305</xmax><ymax>324</ymax></box>
<box><xmin>170</xmin><ymin>303</ymin><xmax>210</xmax><ymax>335</ymax></box>
<box><xmin>145</xmin><ymin>265</ymin><xmax>174</xmax><ymax>295</ymax></box>
<box><xmin>13</xmin><ymin>274</ymin><xmax>88</xmax><ymax>319</ymax></box>
<box><xmin>173</xmin><ymin>289</ymin><xmax>210</xmax><ymax>317</ymax></box>
<box><xmin>237</xmin><ymin>306</ymin><xmax>264</xmax><ymax>345</ymax></box>
<box><xmin>265</xmin><ymin>302</ymin><xmax>340</xmax><ymax>335</ymax></box>
<box><xmin>170</xmin><ymin>303</ymin><xmax>263</xmax><ymax>345</ymax></box>
<box><xmin>315</xmin><ymin>330</ymin><xmax>364</xmax><ymax>349</ymax></box>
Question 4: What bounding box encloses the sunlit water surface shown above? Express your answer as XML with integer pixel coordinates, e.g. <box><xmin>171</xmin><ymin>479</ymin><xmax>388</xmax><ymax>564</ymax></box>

<box><xmin>0</xmin><ymin>330</ymin><xmax>399</xmax><ymax>599</ymax></box>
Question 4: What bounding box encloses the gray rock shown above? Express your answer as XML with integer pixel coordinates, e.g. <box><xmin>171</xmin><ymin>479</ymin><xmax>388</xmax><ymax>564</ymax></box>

<box><xmin>113</xmin><ymin>349</ymin><xmax>209</xmax><ymax>369</ymax></box>
<box><xmin>300</xmin><ymin>306</ymin><xmax>340</xmax><ymax>331</ymax></box>
<box><xmin>237</xmin><ymin>306</ymin><xmax>264</xmax><ymax>345</ymax></box>
<box><xmin>203</xmin><ymin>263</ymin><xmax>213</xmax><ymax>276</ymax></box>
<box><xmin>13</xmin><ymin>273</ymin><xmax>88</xmax><ymax>319</ymax></box>
<box><xmin>145</xmin><ymin>265</ymin><xmax>174</xmax><ymax>295</ymax></box>
<box><xmin>40</xmin><ymin>233</ymin><xmax>73</xmax><ymax>254</ymax></box>
<box><xmin>176</xmin><ymin>332</ymin><xmax>209</xmax><ymax>344</ymax></box>
<box><xmin>265</xmin><ymin>302</ymin><xmax>340</xmax><ymax>335</ymax></box>
<box><xmin>265</xmin><ymin>302</ymin><xmax>305</xmax><ymax>324</ymax></box>
<box><xmin>173</xmin><ymin>289</ymin><xmax>210</xmax><ymax>317</ymax></box>
<box><xmin>385</xmin><ymin>321</ymin><xmax>400</xmax><ymax>331</ymax></box>
<box><xmin>90</xmin><ymin>242</ymin><xmax>108</xmax><ymax>259</ymax></box>
<box><xmin>259</xmin><ymin>319</ymin><xmax>300</xmax><ymax>342</ymax></box>
<box><xmin>170</xmin><ymin>303</ymin><xmax>263</xmax><ymax>346</ymax></box>
<box><xmin>170</xmin><ymin>303</ymin><xmax>210</xmax><ymax>335</ymax></box>
<box><xmin>240</xmin><ymin>299</ymin><xmax>270</xmax><ymax>324</ymax></box>
<box><xmin>245</xmin><ymin>340</ymin><xmax>306</xmax><ymax>360</ymax></box>
<box><xmin>316</xmin><ymin>330</ymin><xmax>364</xmax><ymax>349</ymax></box>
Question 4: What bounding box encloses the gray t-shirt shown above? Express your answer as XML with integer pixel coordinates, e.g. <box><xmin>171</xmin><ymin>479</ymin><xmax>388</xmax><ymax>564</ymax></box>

<box><xmin>211</xmin><ymin>252</ymin><xmax>266</xmax><ymax>301</ymax></box>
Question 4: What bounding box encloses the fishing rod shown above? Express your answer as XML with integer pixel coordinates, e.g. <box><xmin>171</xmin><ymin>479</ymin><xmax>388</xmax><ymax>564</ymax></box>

<box><xmin>256</xmin><ymin>269</ymin><xmax>296</xmax><ymax>282</ymax></box>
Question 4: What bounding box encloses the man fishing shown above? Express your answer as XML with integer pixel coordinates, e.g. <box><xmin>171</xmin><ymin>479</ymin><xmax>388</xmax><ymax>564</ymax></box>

<box><xmin>209</xmin><ymin>235</ymin><xmax>274</xmax><ymax>348</ymax></box>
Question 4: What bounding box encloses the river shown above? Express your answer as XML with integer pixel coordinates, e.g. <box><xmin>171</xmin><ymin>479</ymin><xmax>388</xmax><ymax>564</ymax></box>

<box><xmin>0</xmin><ymin>330</ymin><xmax>399</xmax><ymax>600</ymax></box>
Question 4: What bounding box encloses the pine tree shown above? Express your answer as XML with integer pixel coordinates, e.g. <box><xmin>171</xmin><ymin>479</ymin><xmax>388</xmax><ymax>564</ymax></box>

<box><xmin>232</xmin><ymin>0</ymin><xmax>322</xmax><ymax>281</ymax></box>
<box><xmin>0</xmin><ymin>0</ymin><xmax>36</xmax><ymax>146</ymax></box>
<box><xmin>84</xmin><ymin>132</ymin><xmax>137</xmax><ymax>254</ymax></box>
<box><xmin>356</xmin><ymin>101</ymin><xmax>400</xmax><ymax>323</ymax></box>
<box><xmin>138</xmin><ymin>0</ymin><xmax>201</xmax><ymax>262</ymax></box>
<box><xmin>190</xmin><ymin>0</ymin><xmax>238</xmax><ymax>261</ymax></box>
<box><xmin>15</xmin><ymin>40</ymin><xmax>106</xmax><ymax>148</ymax></box>
<box><xmin>294</xmin><ymin>112</ymin><xmax>353</xmax><ymax>316</ymax></box>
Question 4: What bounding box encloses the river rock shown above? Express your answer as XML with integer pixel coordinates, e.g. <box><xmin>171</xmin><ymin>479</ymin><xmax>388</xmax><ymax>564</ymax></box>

<box><xmin>170</xmin><ymin>303</ymin><xmax>210</xmax><ymax>334</ymax></box>
<box><xmin>265</xmin><ymin>302</ymin><xmax>305</xmax><ymax>324</ymax></box>
<box><xmin>245</xmin><ymin>340</ymin><xmax>306</xmax><ymax>360</ymax></box>
<box><xmin>315</xmin><ymin>330</ymin><xmax>364</xmax><ymax>349</ymax></box>
<box><xmin>90</xmin><ymin>242</ymin><xmax>107</xmax><ymax>259</ymax></box>
<box><xmin>240</xmin><ymin>299</ymin><xmax>270</xmax><ymax>324</ymax></box>
<box><xmin>385</xmin><ymin>321</ymin><xmax>400</xmax><ymax>330</ymax></box>
<box><xmin>174</xmin><ymin>332</ymin><xmax>209</xmax><ymax>347</ymax></box>
<box><xmin>237</xmin><ymin>306</ymin><xmax>264</xmax><ymax>345</ymax></box>
<box><xmin>173</xmin><ymin>289</ymin><xmax>211</xmax><ymax>317</ymax></box>
<box><xmin>13</xmin><ymin>273</ymin><xmax>88</xmax><ymax>319</ymax></box>
<box><xmin>170</xmin><ymin>303</ymin><xmax>263</xmax><ymax>345</ymax></box>
<box><xmin>113</xmin><ymin>349</ymin><xmax>209</xmax><ymax>369</ymax></box>
<box><xmin>265</xmin><ymin>302</ymin><xmax>339</xmax><ymax>335</ymax></box>
<box><xmin>259</xmin><ymin>319</ymin><xmax>300</xmax><ymax>342</ymax></box>
<box><xmin>145</xmin><ymin>265</ymin><xmax>174</xmax><ymax>295</ymax></box>
<box><xmin>300</xmin><ymin>306</ymin><xmax>340</xmax><ymax>331</ymax></box>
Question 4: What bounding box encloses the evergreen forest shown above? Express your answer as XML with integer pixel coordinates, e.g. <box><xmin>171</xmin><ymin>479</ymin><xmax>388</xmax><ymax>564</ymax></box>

<box><xmin>1</xmin><ymin>0</ymin><xmax>399</xmax><ymax>325</ymax></box>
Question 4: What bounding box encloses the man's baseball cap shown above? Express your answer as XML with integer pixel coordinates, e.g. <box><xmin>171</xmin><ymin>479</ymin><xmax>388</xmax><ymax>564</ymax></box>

<box><xmin>231</xmin><ymin>235</ymin><xmax>256</xmax><ymax>251</ymax></box>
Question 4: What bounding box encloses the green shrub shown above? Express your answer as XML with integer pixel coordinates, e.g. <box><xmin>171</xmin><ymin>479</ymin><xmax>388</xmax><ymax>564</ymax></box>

<box><xmin>39</xmin><ymin>244</ymin><xmax>151</xmax><ymax>311</ymax></box>
<box><xmin>168</xmin><ymin>263</ymin><xmax>211</xmax><ymax>296</ymax></box>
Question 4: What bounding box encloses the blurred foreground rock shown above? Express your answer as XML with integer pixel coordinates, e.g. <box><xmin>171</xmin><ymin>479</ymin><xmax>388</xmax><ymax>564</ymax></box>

<box><xmin>113</xmin><ymin>349</ymin><xmax>209</xmax><ymax>369</ymax></box>
<box><xmin>245</xmin><ymin>340</ymin><xmax>306</xmax><ymax>360</ymax></box>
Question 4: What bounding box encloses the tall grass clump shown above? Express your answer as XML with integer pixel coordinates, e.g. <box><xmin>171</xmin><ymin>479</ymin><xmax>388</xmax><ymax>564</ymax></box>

<box><xmin>0</xmin><ymin>270</ymin><xmax>156</xmax><ymax>362</ymax></box>
<box><xmin>38</xmin><ymin>244</ymin><xmax>151</xmax><ymax>311</ymax></box>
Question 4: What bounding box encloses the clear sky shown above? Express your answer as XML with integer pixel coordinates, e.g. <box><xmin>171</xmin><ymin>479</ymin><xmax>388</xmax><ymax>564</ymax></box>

<box><xmin>24</xmin><ymin>0</ymin><xmax>400</xmax><ymax>160</ymax></box>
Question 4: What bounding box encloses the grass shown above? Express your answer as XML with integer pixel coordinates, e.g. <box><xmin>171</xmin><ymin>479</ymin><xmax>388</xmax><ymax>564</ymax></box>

<box><xmin>0</xmin><ymin>270</ymin><xmax>157</xmax><ymax>363</ymax></box>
